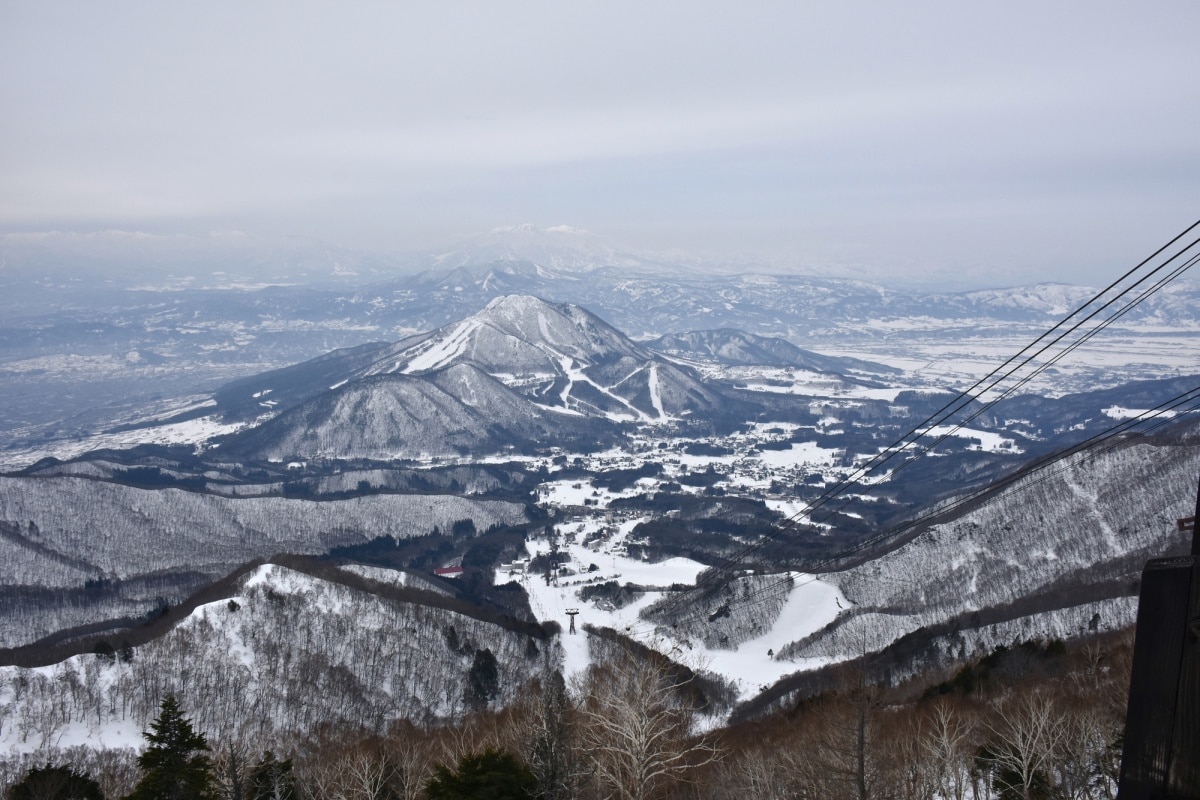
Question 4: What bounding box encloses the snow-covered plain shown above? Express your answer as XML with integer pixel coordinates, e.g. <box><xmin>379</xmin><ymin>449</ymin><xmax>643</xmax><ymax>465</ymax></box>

<box><xmin>819</xmin><ymin>330</ymin><xmax>1200</xmax><ymax>398</ymax></box>
<box><xmin>0</xmin><ymin>414</ymin><xmax>250</xmax><ymax>470</ymax></box>
<box><xmin>1103</xmin><ymin>405</ymin><xmax>1176</xmax><ymax>421</ymax></box>
<box><xmin>922</xmin><ymin>425</ymin><xmax>1020</xmax><ymax>453</ymax></box>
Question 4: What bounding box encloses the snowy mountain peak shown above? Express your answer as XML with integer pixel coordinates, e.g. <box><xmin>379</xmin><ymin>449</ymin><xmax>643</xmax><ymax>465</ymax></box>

<box><xmin>482</xmin><ymin>293</ymin><xmax>551</xmax><ymax>313</ymax></box>
<box><xmin>210</xmin><ymin>295</ymin><xmax>731</xmax><ymax>459</ymax></box>
<box><xmin>407</xmin><ymin>294</ymin><xmax>646</xmax><ymax>371</ymax></box>
<box><xmin>426</xmin><ymin>225</ymin><xmax>658</xmax><ymax>273</ymax></box>
<box><xmin>487</xmin><ymin>223</ymin><xmax>588</xmax><ymax>236</ymax></box>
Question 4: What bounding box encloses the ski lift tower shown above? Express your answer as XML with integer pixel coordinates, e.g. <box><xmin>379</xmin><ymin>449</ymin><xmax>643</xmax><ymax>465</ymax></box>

<box><xmin>566</xmin><ymin>609</ymin><xmax>580</xmax><ymax>634</ymax></box>
<box><xmin>1116</xmin><ymin>473</ymin><xmax>1200</xmax><ymax>798</ymax></box>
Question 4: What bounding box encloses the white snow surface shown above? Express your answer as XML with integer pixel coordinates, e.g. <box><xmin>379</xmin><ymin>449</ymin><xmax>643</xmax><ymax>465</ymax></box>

<box><xmin>503</xmin><ymin>516</ymin><xmax>846</xmax><ymax>701</ymax></box>
<box><xmin>923</xmin><ymin>425</ymin><xmax>1020</xmax><ymax>453</ymax></box>
<box><xmin>0</xmin><ymin>415</ymin><xmax>249</xmax><ymax>470</ymax></box>
<box><xmin>700</xmin><ymin>575</ymin><xmax>845</xmax><ymax>697</ymax></box>
<box><xmin>757</xmin><ymin>442</ymin><xmax>842</xmax><ymax>469</ymax></box>
<box><xmin>1103</xmin><ymin>405</ymin><xmax>1176</xmax><ymax>420</ymax></box>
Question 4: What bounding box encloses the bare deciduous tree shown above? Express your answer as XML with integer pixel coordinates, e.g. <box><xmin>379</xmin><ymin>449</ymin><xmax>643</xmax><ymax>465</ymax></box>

<box><xmin>982</xmin><ymin>689</ymin><xmax>1071</xmax><ymax>800</ymax></box>
<box><xmin>805</xmin><ymin>671</ymin><xmax>887</xmax><ymax>800</ymax></box>
<box><xmin>383</xmin><ymin>722</ymin><xmax>436</xmax><ymax>800</ymax></box>
<box><xmin>340</xmin><ymin>746</ymin><xmax>399</xmax><ymax>800</ymax></box>
<box><xmin>300</xmin><ymin>738</ymin><xmax>400</xmax><ymax>800</ymax></box>
<box><xmin>712</xmin><ymin>741</ymin><xmax>798</xmax><ymax>800</ymax></box>
<box><xmin>916</xmin><ymin>697</ymin><xmax>979</xmax><ymax>800</ymax></box>
<box><xmin>521</xmin><ymin>661</ymin><xmax>587</xmax><ymax>800</ymax></box>
<box><xmin>577</xmin><ymin>654</ymin><xmax>722</xmax><ymax>800</ymax></box>
<box><xmin>212</xmin><ymin>741</ymin><xmax>248</xmax><ymax>800</ymax></box>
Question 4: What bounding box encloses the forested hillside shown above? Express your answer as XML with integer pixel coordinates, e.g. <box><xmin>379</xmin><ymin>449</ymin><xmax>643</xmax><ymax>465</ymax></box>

<box><xmin>784</xmin><ymin>429</ymin><xmax>1198</xmax><ymax>662</ymax></box>
<box><xmin>0</xmin><ymin>478</ymin><xmax>528</xmax><ymax>647</ymax></box>
<box><xmin>0</xmin><ymin>561</ymin><xmax>549</xmax><ymax>758</ymax></box>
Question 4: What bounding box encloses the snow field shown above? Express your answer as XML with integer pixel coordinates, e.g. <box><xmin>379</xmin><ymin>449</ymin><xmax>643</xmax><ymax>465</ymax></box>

<box><xmin>0</xmin><ymin>415</ymin><xmax>249</xmax><ymax>471</ymax></box>
<box><xmin>1103</xmin><ymin>405</ymin><xmax>1176</xmax><ymax>420</ymax></box>
<box><xmin>922</xmin><ymin>425</ymin><xmax>1021</xmax><ymax>453</ymax></box>
<box><xmin>820</xmin><ymin>330</ymin><xmax>1199</xmax><ymax>398</ymax></box>
<box><xmin>757</xmin><ymin>441</ymin><xmax>842</xmax><ymax>469</ymax></box>
<box><xmin>700</xmin><ymin>574</ymin><xmax>845</xmax><ymax>698</ymax></box>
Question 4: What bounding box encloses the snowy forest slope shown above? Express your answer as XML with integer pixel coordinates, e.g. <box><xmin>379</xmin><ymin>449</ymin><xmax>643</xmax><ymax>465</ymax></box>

<box><xmin>0</xmin><ymin>561</ymin><xmax>549</xmax><ymax>759</ymax></box>
<box><xmin>778</xmin><ymin>425</ymin><xmax>1200</xmax><ymax>661</ymax></box>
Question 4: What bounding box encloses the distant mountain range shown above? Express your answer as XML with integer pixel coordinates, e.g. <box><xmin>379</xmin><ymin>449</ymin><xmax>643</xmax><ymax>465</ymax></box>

<box><xmin>11</xmin><ymin>227</ymin><xmax>1194</xmax><ymax>454</ymax></box>
<box><xmin>6</xmin><ymin>226</ymin><xmax>1197</xmax><ymax>338</ymax></box>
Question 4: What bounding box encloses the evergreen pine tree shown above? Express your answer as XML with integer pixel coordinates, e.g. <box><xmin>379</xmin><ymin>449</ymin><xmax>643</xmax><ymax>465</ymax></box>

<box><xmin>8</xmin><ymin>764</ymin><xmax>104</xmax><ymax>800</ymax></box>
<box><xmin>247</xmin><ymin>752</ymin><xmax>295</xmax><ymax>800</ymax></box>
<box><xmin>424</xmin><ymin>749</ymin><xmax>536</xmax><ymax>800</ymax></box>
<box><xmin>464</xmin><ymin>648</ymin><xmax>500</xmax><ymax>710</ymax></box>
<box><xmin>127</xmin><ymin>695</ymin><xmax>216</xmax><ymax>800</ymax></box>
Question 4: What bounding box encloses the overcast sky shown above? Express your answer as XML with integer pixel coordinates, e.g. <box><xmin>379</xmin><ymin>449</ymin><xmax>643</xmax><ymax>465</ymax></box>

<box><xmin>2</xmin><ymin>1</ymin><xmax>1198</xmax><ymax>287</ymax></box>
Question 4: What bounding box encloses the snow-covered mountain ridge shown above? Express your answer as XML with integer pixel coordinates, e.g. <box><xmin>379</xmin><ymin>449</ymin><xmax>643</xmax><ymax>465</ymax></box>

<box><xmin>358</xmin><ymin>295</ymin><xmax>652</xmax><ymax>391</ymax></box>
<box><xmin>807</xmin><ymin>431</ymin><xmax>1200</xmax><ymax>656</ymax></box>
<box><xmin>0</xmin><ymin>559</ymin><xmax>548</xmax><ymax>758</ymax></box>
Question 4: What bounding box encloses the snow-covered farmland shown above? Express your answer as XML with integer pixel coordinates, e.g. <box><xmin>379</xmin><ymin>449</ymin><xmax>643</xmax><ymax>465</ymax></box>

<box><xmin>1103</xmin><ymin>405</ymin><xmax>1176</xmax><ymax>420</ymax></box>
<box><xmin>922</xmin><ymin>425</ymin><xmax>1021</xmax><ymax>453</ymax></box>
<box><xmin>535</xmin><ymin>478</ymin><xmax>658</xmax><ymax>509</ymax></box>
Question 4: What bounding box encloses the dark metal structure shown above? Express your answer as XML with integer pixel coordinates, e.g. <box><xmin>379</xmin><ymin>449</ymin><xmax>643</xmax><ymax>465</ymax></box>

<box><xmin>1116</xmin><ymin>477</ymin><xmax>1200</xmax><ymax>798</ymax></box>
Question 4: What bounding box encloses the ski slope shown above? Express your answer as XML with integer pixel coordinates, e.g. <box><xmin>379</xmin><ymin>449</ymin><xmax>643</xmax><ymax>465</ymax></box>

<box><xmin>501</xmin><ymin>512</ymin><xmax>847</xmax><ymax>702</ymax></box>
